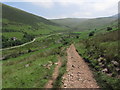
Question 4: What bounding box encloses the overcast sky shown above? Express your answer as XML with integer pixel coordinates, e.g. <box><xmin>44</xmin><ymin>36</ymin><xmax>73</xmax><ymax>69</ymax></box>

<box><xmin>1</xmin><ymin>0</ymin><xmax>119</xmax><ymax>19</ymax></box>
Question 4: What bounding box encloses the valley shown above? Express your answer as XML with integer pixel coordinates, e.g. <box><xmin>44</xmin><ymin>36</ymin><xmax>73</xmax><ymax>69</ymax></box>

<box><xmin>1</xmin><ymin>3</ymin><xmax>120</xmax><ymax>89</ymax></box>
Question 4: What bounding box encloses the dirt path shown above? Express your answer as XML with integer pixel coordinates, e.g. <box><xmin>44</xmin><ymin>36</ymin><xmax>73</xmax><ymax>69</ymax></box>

<box><xmin>62</xmin><ymin>44</ymin><xmax>99</xmax><ymax>88</ymax></box>
<box><xmin>45</xmin><ymin>56</ymin><xmax>62</xmax><ymax>88</ymax></box>
<box><xmin>0</xmin><ymin>33</ymin><xmax>62</xmax><ymax>51</ymax></box>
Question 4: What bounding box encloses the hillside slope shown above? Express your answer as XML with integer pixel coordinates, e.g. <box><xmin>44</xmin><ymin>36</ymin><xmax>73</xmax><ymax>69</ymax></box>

<box><xmin>2</xmin><ymin>4</ymin><xmax>57</xmax><ymax>26</ymax></box>
<box><xmin>2</xmin><ymin>4</ymin><xmax>68</xmax><ymax>48</ymax></box>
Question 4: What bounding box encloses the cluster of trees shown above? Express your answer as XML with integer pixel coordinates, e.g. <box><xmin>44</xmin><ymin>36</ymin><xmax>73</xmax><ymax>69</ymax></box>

<box><xmin>2</xmin><ymin>33</ymin><xmax>34</xmax><ymax>48</ymax></box>
<box><xmin>2</xmin><ymin>39</ymin><xmax>22</xmax><ymax>48</ymax></box>
<box><xmin>88</xmin><ymin>27</ymin><xmax>112</xmax><ymax>37</ymax></box>
<box><xmin>23</xmin><ymin>32</ymin><xmax>34</xmax><ymax>41</ymax></box>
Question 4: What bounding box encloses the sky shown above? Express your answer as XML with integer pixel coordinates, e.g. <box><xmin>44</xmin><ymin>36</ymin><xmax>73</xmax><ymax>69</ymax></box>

<box><xmin>1</xmin><ymin>0</ymin><xmax>119</xmax><ymax>19</ymax></box>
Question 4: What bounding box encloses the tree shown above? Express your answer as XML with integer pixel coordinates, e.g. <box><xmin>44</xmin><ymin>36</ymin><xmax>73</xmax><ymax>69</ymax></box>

<box><xmin>28</xmin><ymin>49</ymin><xmax>32</xmax><ymax>53</ymax></box>
<box><xmin>76</xmin><ymin>35</ymin><xmax>79</xmax><ymax>39</ymax></box>
<box><xmin>23</xmin><ymin>33</ymin><xmax>34</xmax><ymax>41</ymax></box>
<box><xmin>107</xmin><ymin>27</ymin><xmax>112</xmax><ymax>31</ymax></box>
<box><xmin>89</xmin><ymin>31</ymin><xmax>95</xmax><ymax>37</ymax></box>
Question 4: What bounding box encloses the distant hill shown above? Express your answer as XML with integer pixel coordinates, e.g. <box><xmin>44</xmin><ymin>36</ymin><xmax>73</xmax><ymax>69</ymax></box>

<box><xmin>51</xmin><ymin>16</ymin><xmax>117</xmax><ymax>31</ymax></box>
<box><xmin>50</xmin><ymin>18</ymin><xmax>88</xmax><ymax>28</ymax></box>
<box><xmin>110</xmin><ymin>14</ymin><xmax>120</xmax><ymax>18</ymax></box>
<box><xmin>74</xmin><ymin>17</ymin><xmax>117</xmax><ymax>31</ymax></box>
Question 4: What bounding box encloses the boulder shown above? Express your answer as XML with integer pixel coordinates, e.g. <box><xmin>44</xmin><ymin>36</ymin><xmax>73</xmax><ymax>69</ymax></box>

<box><xmin>25</xmin><ymin>64</ymin><xmax>29</xmax><ymax>67</ymax></box>
<box><xmin>102</xmin><ymin>68</ymin><xmax>108</xmax><ymax>73</ymax></box>
<box><xmin>111</xmin><ymin>61</ymin><xmax>119</xmax><ymax>67</ymax></box>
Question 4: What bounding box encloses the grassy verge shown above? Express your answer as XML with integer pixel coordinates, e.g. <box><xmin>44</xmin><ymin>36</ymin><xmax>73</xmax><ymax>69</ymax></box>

<box><xmin>74</xmin><ymin>30</ymin><xmax>120</xmax><ymax>90</ymax></box>
<box><xmin>53</xmin><ymin>47</ymin><xmax>67</xmax><ymax>88</ymax></box>
<box><xmin>94</xmin><ymin>72</ymin><xmax>120</xmax><ymax>90</ymax></box>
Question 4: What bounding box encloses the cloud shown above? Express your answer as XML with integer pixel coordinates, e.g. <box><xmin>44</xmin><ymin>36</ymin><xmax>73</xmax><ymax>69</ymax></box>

<box><xmin>31</xmin><ymin>1</ymin><xmax>54</xmax><ymax>8</ymax></box>
<box><xmin>92</xmin><ymin>0</ymin><xmax>119</xmax><ymax>11</ymax></box>
<box><xmin>57</xmin><ymin>0</ymin><xmax>85</xmax><ymax>6</ymax></box>
<box><xmin>1</xmin><ymin>0</ymin><xmax>119</xmax><ymax>18</ymax></box>
<box><xmin>70</xmin><ymin>12</ymin><xmax>93</xmax><ymax>18</ymax></box>
<box><xmin>1</xmin><ymin>0</ymin><xmax>119</xmax><ymax>9</ymax></box>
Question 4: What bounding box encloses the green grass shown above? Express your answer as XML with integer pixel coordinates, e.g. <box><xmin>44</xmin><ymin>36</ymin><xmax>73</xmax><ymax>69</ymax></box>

<box><xmin>3</xmin><ymin>55</ymin><xmax>57</xmax><ymax>88</ymax></box>
<box><xmin>2</xmin><ymin>27</ymin><xmax>119</xmax><ymax>89</ymax></box>
<box><xmin>2</xmin><ymin>33</ymin><xmax>65</xmax><ymax>88</ymax></box>
<box><xmin>2</xmin><ymin>33</ymin><xmax>69</xmax><ymax>88</ymax></box>
<box><xmin>2</xmin><ymin>33</ymin><xmax>63</xmax><ymax>59</ymax></box>
<box><xmin>94</xmin><ymin>72</ymin><xmax>120</xmax><ymax>90</ymax></box>
<box><xmin>3</xmin><ymin>32</ymin><xmax>24</xmax><ymax>40</ymax></box>
<box><xmin>53</xmin><ymin>56</ymin><xmax>67</xmax><ymax>88</ymax></box>
<box><xmin>53</xmin><ymin>47</ymin><xmax>67</xmax><ymax>88</ymax></box>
